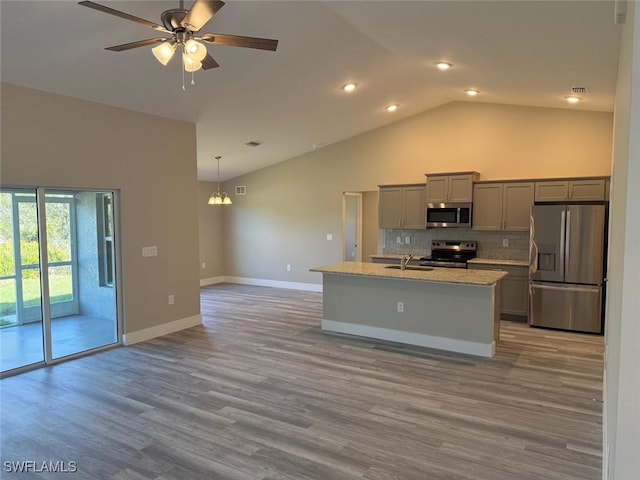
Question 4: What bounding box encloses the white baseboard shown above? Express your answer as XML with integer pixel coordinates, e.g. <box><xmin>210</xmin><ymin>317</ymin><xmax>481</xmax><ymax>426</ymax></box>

<box><xmin>322</xmin><ymin>319</ymin><xmax>495</xmax><ymax>357</ymax></box>
<box><xmin>123</xmin><ymin>314</ymin><xmax>202</xmax><ymax>345</ymax></box>
<box><xmin>200</xmin><ymin>276</ymin><xmax>225</xmax><ymax>287</ymax></box>
<box><xmin>223</xmin><ymin>276</ymin><xmax>323</xmax><ymax>292</ymax></box>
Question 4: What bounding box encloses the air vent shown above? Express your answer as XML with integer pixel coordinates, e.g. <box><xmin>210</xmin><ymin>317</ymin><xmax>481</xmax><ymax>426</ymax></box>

<box><xmin>571</xmin><ymin>86</ymin><xmax>589</xmax><ymax>94</ymax></box>
<box><xmin>614</xmin><ymin>0</ymin><xmax>627</xmax><ymax>24</ymax></box>
<box><xmin>235</xmin><ymin>185</ymin><xmax>246</xmax><ymax>195</ymax></box>
<box><xmin>245</xmin><ymin>141</ymin><xmax>262</xmax><ymax>147</ymax></box>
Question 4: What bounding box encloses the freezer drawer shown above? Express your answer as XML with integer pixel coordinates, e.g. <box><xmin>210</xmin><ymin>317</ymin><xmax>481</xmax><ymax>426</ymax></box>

<box><xmin>529</xmin><ymin>282</ymin><xmax>602</xmax><ymax>333</ymax></box>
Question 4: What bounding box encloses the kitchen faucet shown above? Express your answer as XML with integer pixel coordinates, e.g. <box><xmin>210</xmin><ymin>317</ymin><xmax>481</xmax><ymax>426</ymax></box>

<box><xmin>401</xmin><ymin>254</ymin><xmax>414</xmax><ymax>271</ymax></box>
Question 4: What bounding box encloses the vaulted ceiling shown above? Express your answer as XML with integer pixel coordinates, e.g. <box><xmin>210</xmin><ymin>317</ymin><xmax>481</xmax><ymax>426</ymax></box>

<box><xmin>0</xmin><ymin>1</ymin><xmax>622</xmax><ymax>181</ymax></box>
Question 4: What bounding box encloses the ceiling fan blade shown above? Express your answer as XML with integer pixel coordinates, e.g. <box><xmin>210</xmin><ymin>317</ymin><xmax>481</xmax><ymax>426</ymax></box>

<box><xmin>181</xmin><ymin>0</ymin><xmax>225</xmax><ymax>32</ymax></box>
<box><xmin>201</xmin><ymin>53</ymin><xmax>220</xmax><ymax>70</ymax></box>
<box><xmin>200</xmin><ymin>33</ymin><xmax>278</xmax><ymax>51</ymax></box>
<box><xmin>105</xmin><ymin>38</ymin><xmax>167</xmax><ymax>52</ymax></box>
<box><xmin>78</xmin><ymin>1</ymin><xmax>170</xmax><ymax>33</ymax></box>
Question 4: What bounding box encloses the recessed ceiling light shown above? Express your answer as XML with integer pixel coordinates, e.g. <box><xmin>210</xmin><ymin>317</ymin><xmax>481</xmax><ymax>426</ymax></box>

<box><xmin>435</xmin><ymin>61</ymin><xmax>452</xmax><ymax>71</ymax></box>
<box><xmin>465</xmin><ymin>89</ymin><xmax>480</xmax><ymax>97</ymax></box>
<box><xmin>564</xmin><ymin>95</ymin><xmax>582</xmax><ymax>104</ymax></box>
<box><xmin>385</xmin><ymin>104</ymin><xmax>399</xmax><ymax>112</ymax></box>
<box><xmin>342</xmin><ymin>82</ymin><xmax>358</xmax><ymax>92</ymax></box>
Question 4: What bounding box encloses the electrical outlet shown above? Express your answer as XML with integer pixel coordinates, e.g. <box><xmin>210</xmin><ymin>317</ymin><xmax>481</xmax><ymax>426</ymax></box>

<box><xmin>326</xmin><ymin>233</ymin><xmax>333</xmax><ymax>241</ymax></box>
<box><xmin>168</xmin><ymin>294</ymin><xmax>174</xmax><ymax>305</ymax></box>
<box><xmin>396</xmin><ymin>236</ymin><xmax>403</xmax><ymax>244</ymax></box>
<box><xmin>397</xmin><ymin>301</ymin><xmax>404</xmax><ymax>313</ymax></box>
<box><xmin>286</xmin><ymin>264</ymin><xmax>291</xmax><ymax>271</ymax></box>
<box><xmin>502</xmin><ymin>238</ymin><xmax>509</xmax><ymax>247</ymax></box>
<box><xmin>404</xmin><ymin>236</ymin><xmax>411</xmax><ymax>245</ymax></box>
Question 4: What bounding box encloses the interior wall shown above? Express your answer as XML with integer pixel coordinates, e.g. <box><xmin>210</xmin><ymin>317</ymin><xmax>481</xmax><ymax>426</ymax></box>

<box><xmin>197</xmin><ymin>181</ymin><xmax>225</xmax><ymax>282</ymax></box>
<box><xmin>604</xmin><ymin>2</ymin><xmax>640</xmax><ymax>478</ymax></box>
<box><xmin>221</xmin><ymin>102</ymin><xmax>613</xmax><ymax>285</ymax></box>
<box><xmin>0</xmin><ymin>83</ymin><xmax>200</xmax><ymax>335</ymax></box>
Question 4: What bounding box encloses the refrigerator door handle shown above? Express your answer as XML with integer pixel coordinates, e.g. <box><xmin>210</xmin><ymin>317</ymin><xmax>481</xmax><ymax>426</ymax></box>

<box><xmin>530</xmin><ymin>283</ymin><xmax>601</xmax><ymax>294</ymax></box>
<box><xmin>529</xmin><ymin>213</ymin><xmax>538</xmax><ymax>275</ymax></box>
<box><xmin>559</xmin><ymin>209</ymin><xmax>566</xmax><ymax>279</ymax></box>
<box><xmin>564</xmin><ymin>208</ymin><xmax>571</xmax><ymax>276</ymax></box>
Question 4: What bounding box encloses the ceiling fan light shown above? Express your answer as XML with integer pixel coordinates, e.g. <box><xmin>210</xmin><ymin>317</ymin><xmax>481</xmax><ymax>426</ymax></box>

<box><xmin>185</xmin><ymin>39</ymin><xmax>208</xmax><ymax>62</ymax></box>
<box><xmin>152</xmin><ymin>41</ymin><xmax>176</xmax><ymax>66</ymax></box>
<box><xmin>183</xmin><ymin>54</ymin><xmax>202</xmax><ymax>72</ymax></box>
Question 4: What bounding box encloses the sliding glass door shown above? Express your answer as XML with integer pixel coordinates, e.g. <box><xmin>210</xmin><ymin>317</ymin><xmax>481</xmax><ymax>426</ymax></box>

<box><xmin>0</xmin><ymin>189</ymin><xmax>45</xmax><ymax>371</ymax></box>
<box><xmin>0</xmin><ymin>188</ymin><xmax>120</xmax><ymax>375</ymax></box>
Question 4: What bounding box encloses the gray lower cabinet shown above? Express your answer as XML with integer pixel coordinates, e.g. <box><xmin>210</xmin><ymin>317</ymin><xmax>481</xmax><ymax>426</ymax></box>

<box><xmin>470</xmin><ymin>263</ymin><xmax>529</xmax><ymax>319</ymax></box>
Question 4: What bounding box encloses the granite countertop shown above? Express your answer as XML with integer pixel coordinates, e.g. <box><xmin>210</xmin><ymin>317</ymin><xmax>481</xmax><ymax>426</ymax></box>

<box><xmin>311</xmin><ymin>262</ymin><xmax>507</xmax><ymax>286</ymax></box>
<box><xmin>468</xmin><ymin>258</ymin><xmax>529</xmax><ymax>267</ymax></box>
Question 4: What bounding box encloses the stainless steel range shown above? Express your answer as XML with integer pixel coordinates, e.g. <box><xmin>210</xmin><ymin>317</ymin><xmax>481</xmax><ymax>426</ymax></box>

<box><xmin>419</xmin><ymin>240</ymin><xmax>477</xmax><ymax>269</ymax></box>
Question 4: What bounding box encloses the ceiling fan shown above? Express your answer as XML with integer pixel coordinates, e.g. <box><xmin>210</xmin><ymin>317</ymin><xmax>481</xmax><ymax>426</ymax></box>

<box><xmin>79</xmin><ymin>0</ymin><xmax>278</xmax><ymax>86</ymax></box>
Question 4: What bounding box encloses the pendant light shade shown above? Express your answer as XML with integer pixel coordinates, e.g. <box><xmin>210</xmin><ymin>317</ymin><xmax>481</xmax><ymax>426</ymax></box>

<box><xmin>208</xmin><ymin>156</ymin><xmax>232</xmax><ymax>206</ymax></box>
<box><xmin>185</xmin><ymin>39</ymin><xmax>208</xmax><ymax>62</ymax></box>
<box><xmin>152</xmin><ymin>41</ymin><xmax>176</xmax><ymax>66</ymax></box>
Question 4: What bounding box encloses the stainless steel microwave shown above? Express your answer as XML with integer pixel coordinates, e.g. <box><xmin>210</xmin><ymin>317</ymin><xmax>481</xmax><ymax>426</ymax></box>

<box><xmin>426</xmin><ymin>202</ymin><xmax>472</xmax><ymax>228</ymax></box>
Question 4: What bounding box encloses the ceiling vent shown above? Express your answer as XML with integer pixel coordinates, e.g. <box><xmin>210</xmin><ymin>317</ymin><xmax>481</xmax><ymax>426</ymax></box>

<box><xmin>571</xmin><ymin>86</ymin><xmax>589</xmax><ymax>94</ymax></box>
<box><xmin>245</xmin><ymin>141</ymin><xmax>262</xmax><ymax>147</ymax></box>
<box><xmin>614</xmin><ymin>0</ymin><xmax>627</xmax><ymax>24</ymax></box>
<box><xmin>235</xmin><ymin>185</ymin><xmax>247</xmax><ymax>195</ymax></box>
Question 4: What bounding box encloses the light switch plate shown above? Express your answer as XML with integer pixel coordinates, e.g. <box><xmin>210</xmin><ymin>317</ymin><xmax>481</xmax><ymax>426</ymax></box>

<box><xmin>326</xmin><ymin>233</ymin><xmax>333</xmax><ymax>241</ymax></box>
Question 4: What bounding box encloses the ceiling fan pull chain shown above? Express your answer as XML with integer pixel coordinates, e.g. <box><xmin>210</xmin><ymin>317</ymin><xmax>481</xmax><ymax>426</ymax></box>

<box><xmin>182</xmin><ymin>54</ymin><xmax>186</xmax><ymax>91</ymax></box>
<box><xmin>191</xmin><ymin>71</ymin><xmax>196</xmax><ymax>86</ymax></box>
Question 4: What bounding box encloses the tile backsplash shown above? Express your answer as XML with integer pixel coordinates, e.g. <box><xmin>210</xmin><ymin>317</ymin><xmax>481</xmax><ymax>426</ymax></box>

<box><xmin>383</xmin><ymin>228</ymin><xmax>529</xmax><ymax>260</ymax></box>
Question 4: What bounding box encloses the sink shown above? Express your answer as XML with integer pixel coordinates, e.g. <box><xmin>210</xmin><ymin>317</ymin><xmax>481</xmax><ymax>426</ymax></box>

<box><xmin>384</xmin><ymin>265</ymin><xmax>434</xmax><ymax>272</ymax></box>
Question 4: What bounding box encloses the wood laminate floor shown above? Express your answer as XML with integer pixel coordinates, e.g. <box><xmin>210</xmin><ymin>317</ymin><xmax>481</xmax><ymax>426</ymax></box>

<box><xmin>0</xmin><ymin>284</ymin><xmax>604</xmax><ymax>480</ymax></box>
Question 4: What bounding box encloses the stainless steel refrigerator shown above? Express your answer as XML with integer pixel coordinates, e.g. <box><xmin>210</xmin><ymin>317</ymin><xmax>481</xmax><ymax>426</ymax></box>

<box><xmin>529</xmin><ymin>204</ymin><xmax>607</xmax><ymax>333</ymax></box>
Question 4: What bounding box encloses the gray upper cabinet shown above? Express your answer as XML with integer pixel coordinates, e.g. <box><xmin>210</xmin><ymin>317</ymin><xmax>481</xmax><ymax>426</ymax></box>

<box><xmin>473</xmin><ymin>182</ymin><xmax>534</xmax><ymax>231</ymax></box>
<box><xmin>402</xmin><ymin>185</ymin><xmax>427</xmax><ymax>229</ymax></box>
<box><xmin>535</xmin><ymin>178</ymin><xmax>607</xmax><ymax>202</ymax></box>
<box><xmin>425</xmin><ymin>173</ymin><xmax>478</xmax><ymax>203</ymax></box>
<box><xmin>378</xmin><ymin>184</ymin><xmax>426</xmax><ymax>229</ymax></box>
<box><xmin>378</xmin><ymin>187</ymin><xmax>403</xmax><ymax>228</ymax></box>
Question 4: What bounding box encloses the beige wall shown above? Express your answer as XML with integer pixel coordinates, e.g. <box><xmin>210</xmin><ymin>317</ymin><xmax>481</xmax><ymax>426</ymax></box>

<box><xmin>197</xmin><ymin>181</ymin><xmax>225</xmax><ymax>281</ymax></box>
<box><xmin>604</xmin><ymin>2</ymin><xmax>640</xmax><ymax>478</ymax></box>
<box><xmin>221</xmin><ymin>101</ymin><xmax>613</xmax><ymax>286</ymax></box>
<box><xmin>0</xmin><ymin>83</ymin><xmax>200</xmax><ymax>335</ymax></box>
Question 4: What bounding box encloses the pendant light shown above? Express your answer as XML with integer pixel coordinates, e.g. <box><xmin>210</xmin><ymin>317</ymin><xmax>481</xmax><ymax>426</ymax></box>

<box><xmin>208</xmin><ymin>156</ymin><xmax>232</xmax><ymax>205</ymax></box>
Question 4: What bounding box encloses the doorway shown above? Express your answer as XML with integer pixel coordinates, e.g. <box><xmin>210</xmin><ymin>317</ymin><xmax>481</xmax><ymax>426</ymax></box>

<box><xmin>0</xmin><ymin>187</ymin><xmax>121</xmax><ymax>375</ymax></box>
<box><xmin>342</xmin><ymin>192</ymin><xmax>362</xmax><ymax>262</ymax></box>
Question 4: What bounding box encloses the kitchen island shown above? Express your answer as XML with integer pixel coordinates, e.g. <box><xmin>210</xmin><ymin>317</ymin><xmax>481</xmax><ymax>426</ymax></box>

<box><xmin>310</xmin><ymin>262</ymin><xmax>507</xmax><ymax>357</ymax></box>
